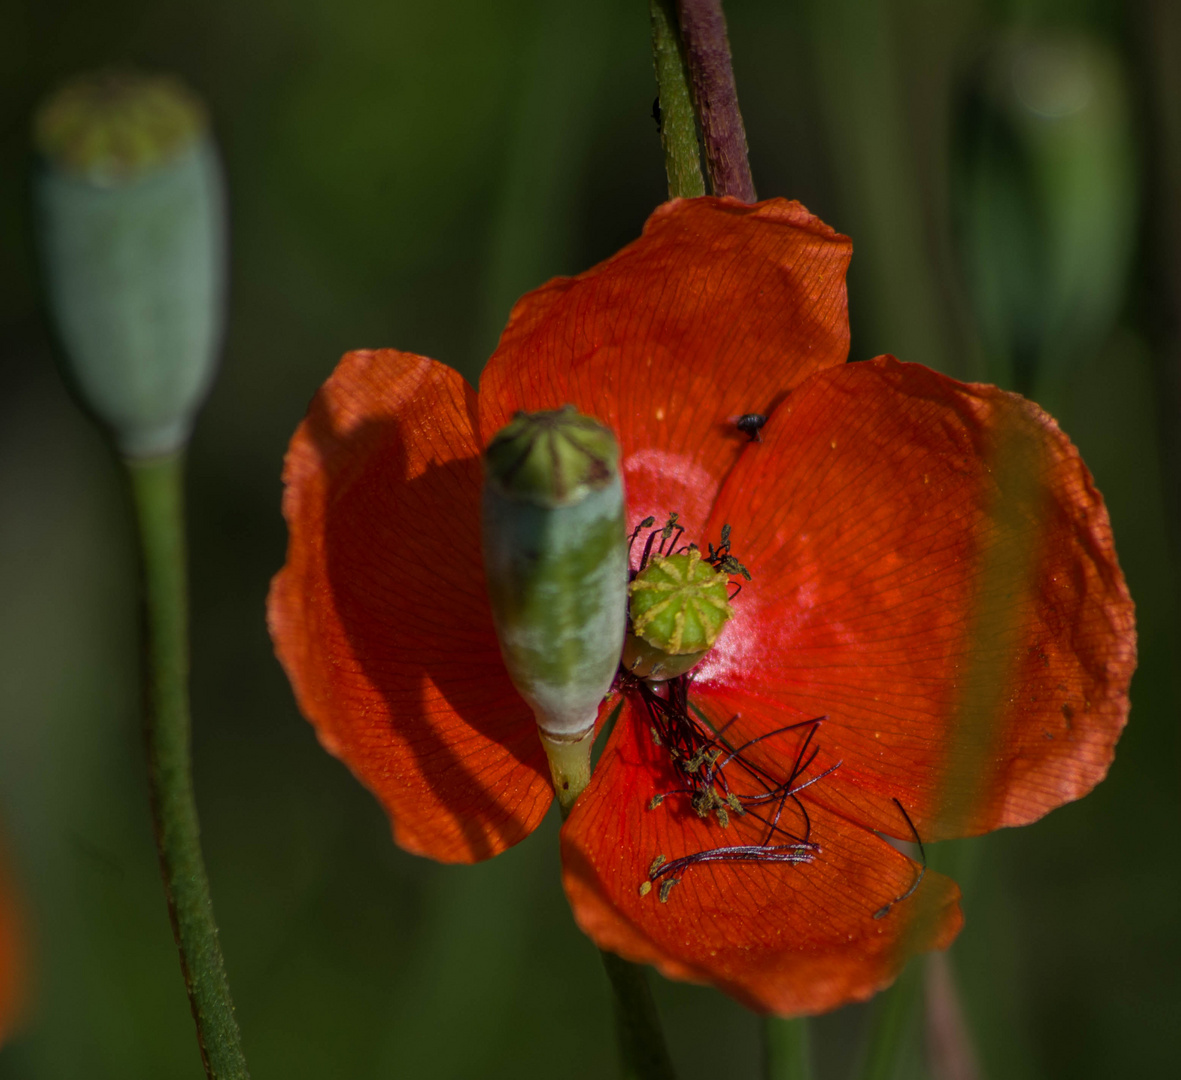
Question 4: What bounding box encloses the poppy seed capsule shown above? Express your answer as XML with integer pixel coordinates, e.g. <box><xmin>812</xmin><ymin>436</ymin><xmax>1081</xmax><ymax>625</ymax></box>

<box><xmin>623</xmin><ymin>549</ymin><xmax>734</xmax><ymax>680</ymax></box>
<box><xmin>481</xmin><ymin>407</ymin><xmax>628</xmax><ymax>746</ymax></box>
<box><xmin>33</xmin><ymin>70</ymin><xmax>227</xmax><ymax>458</ymax></box>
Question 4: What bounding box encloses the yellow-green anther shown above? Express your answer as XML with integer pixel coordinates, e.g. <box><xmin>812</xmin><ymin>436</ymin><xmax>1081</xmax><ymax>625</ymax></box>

<box><xmin>623</xmin><ymin>549</ymin><xmax>734</xmax><ymax>681</ymax></box>
<box><xmin>33</xmin><ymin>70</ymin><xmax>226</xmax><ymax>458</ymax></box>
<box><xmin>482</xmin><ymin>407</ymin><xmax>628</xmax><ymax>748</ymax></box>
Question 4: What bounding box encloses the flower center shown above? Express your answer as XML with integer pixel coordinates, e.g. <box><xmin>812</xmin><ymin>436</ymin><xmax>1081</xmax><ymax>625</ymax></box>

<box><xmin>620</xmin><ymin>517</ymin><xmax>747</xmax><ymax>681</ymax></box>
<box><xmin>631</xmin><ymin>548</ymin><xmax>732</xmax><ymax>652</ymax></box>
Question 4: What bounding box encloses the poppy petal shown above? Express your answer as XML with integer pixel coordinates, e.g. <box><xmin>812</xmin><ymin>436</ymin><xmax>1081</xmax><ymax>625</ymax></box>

<box><xmin>695</xmin><ymin>357</ymin><xmax>1135</xmax><ymax>841</ymax></box>
<box><xmin>561</xmin><ymin>698</ymin><xmax>962</xmax><ymax>1016</ymax></box>
<box><xmin>478</xmin><ymin>197</ymin><xmax>852</xmax><ymax>541</ymax></box>
<box><xmin>268</xmin><ymin>349</ymin><xmax>552</xmax><ymax>862</ymax></box>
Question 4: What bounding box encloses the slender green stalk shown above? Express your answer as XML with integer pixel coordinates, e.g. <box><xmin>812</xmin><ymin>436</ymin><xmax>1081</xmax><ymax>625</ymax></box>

<box><xmin>650</xmin><ymin>0</ymin><xmax>706</xmax><ymax>198</ymax></box>
<box><xmin>599</xmin><ymin>950</ymin><xmax>679</xmax><ymax>1080</ymax></box>
<box><xmin>558</xmin><ymin>782</ymin><xmax>676</xmax><ymax>1079</ymax></box>
<box><xmin>763</xmin><ymin>1016</ymin><xmax>813</xmax><ymax>1080</ymax></box>
<box><xmin>127</xmin><ymin>454</ymin><xmax>249</xmax><ymax>1080</ymax></box>
<box><xmin>856</xmin><ymin>960</ymin><xmax>923</xmax><ymax>1080</ymax></box>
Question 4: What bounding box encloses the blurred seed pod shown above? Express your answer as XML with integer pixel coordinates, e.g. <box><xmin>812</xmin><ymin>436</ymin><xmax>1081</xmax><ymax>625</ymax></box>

<box><xmin>33</xmin><ymin>70</ymin><xmax>228</xmax><ymax>458</ymax></box>
<box><xmin>952</xmin><ymin>34</ymin><xmax>1139</xmax><ymax>395</ymax></box>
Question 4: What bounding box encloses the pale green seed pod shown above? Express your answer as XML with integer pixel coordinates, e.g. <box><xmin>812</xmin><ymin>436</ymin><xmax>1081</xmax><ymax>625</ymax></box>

<box><xmin>33</xmin><ymin>71</ymin><xmax>227</xmax><ymax>458</ymax></box>
<box><xmin>482</xmin><ymin>407</ymin><xmax>628</xmax><ymax>748</ymax></box>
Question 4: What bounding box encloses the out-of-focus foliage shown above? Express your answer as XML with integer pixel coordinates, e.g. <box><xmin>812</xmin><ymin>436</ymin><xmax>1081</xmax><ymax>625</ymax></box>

<box><xmin>0</xmin><ymin>1</ymin><xmax>1176</xmax><ymax>1078</ymax></box>
<box><xmin>953</xmin><ymin>34</ymin><xmax>1138</xmax><ymax>398</ymax></box>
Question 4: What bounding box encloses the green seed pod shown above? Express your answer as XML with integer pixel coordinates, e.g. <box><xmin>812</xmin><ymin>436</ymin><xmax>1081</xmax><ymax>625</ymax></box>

<box><xmin>33</xmin><ymin>70</ymin><xmax>227</xmax><ymax>458</ymax></box>
<box><xmin>622</xmin><ymin>548</ymin><xmax>734</xmax><ymax>680</ymax></box>
<box><xmin>482</xmin><ymin>407</ymin><xmax>628</xmax><ymax>743</ymax></box>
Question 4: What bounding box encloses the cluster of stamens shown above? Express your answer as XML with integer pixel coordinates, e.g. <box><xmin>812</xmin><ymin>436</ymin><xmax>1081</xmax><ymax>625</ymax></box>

<box><xmin>619</xmin><ymin>664</ymin><xmax>837</xmax><ymax>904</ymax></box>
<box><xmin>615</xmin><ymin>516</ymin><xmax>927</xmax><ymax>914</ymax></box>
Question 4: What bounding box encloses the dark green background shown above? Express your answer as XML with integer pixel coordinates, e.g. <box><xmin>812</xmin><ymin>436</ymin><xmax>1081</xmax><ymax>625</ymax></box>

<box><xmin>1</xmin><ymin>1</ymin><xmax>1177</xmax><ymax>1077</ymax></box>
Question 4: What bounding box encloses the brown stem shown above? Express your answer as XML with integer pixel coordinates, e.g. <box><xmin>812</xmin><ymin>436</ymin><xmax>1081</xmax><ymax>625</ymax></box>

<box><xmin>675</xmin><ymin>0</ymin><xmax>756</xmax><ymax>201</ymax></box>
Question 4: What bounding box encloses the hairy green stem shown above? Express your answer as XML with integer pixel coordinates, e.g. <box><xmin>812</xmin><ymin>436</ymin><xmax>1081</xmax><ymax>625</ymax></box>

<box><xmin>763</xmin><ymin>1016</ymin><xmax>813</xmax><ymax>1080</ymax></box>
<box><xmin>128</xmin><ymin>454</ymin><xmax>249</xmax><ymax>1080</ymax></box>
<box><xmin>649</xmin><ymin>0</ymin><xmax>706</xmax><ymax>198</ymax></box>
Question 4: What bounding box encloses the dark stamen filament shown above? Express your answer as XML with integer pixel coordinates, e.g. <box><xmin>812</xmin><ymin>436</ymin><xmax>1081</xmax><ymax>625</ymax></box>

<box><xmin>623</xmin><ymin>518</ymin><xmax>838</xmax><ymax>897</ymax></box>
<box><xmin>872</xmin><ymin>798</ymin><xmax>928</xmax><ymax>919</ymax></box>
<box><xmin>623</xmin><ymin>671</ymin><xmax>842</xmax><ymax>888</ymax></box>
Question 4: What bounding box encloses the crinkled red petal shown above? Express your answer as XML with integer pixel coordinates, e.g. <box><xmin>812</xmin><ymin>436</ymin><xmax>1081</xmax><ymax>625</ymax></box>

<box><xmin>268</xmin><ymin>350</ymin><xmax>551</xmax><ymax>863</ymax></box>
<box><xmin>478</xmin><ymin>197</ymin><xmax>852</xmax><ymax>545</ymax></box>
<box><xmin>694</xmin><ymin>358</ymin><xmax>1135</xmax><ymax>841</ymax></box>
<box><xmin>562</xmin><ymin>696</ymin><xmax>962</xmax><ymax>1016</ymax></box>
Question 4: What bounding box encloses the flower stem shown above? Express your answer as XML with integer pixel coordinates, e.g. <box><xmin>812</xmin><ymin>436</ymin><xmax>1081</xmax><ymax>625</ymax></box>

<box><xmin>856</xmin><ymin>959</ymin><xmax>922</xmax><ymax>1080</ymax></box>
<box><xmin>763</xmin><ymin>1016</ymin><xmax>813</xmax><ymax>1080</ymax></box>
<box><xmin>599</xmin><ymin>950</ymin><xmax>679</xmax><ymax>1080</ymax></box>
<box><xmin>127</xmin><ymin>454</ymin><xmax>249</xmax><ymax>1080</ymax></box>
<box><xmin>675</xmin><ymin>0</ymin><xmax>756</xmax><ymax>201</ymax></box>
<box><xmin>649</xmin><ymin>0</ymin><xmax>706</xmax><ymax>199</ymax></box>
<box><xmin>554</xmin><ymin>739</ymin><xmax>677</xmax><ymax>1079</ymax></box>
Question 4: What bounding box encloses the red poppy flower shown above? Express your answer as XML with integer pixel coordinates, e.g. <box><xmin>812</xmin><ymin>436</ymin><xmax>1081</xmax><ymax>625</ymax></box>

<box><xmin>268</xmin><ymin>197</ymin><xmax>1134</xmax><ymax>1015</ymax></box>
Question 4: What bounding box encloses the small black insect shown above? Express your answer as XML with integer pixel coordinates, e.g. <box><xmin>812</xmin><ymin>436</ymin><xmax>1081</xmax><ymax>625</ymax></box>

<box><xmin>735</xmin><ymin>413</ymin><xmax>767</xmax><ymax>442</ymax></box>
<box><xmin>651</xmin><ymin>96</ymin><xmax>662</xmax><ymax>133</ymax></box>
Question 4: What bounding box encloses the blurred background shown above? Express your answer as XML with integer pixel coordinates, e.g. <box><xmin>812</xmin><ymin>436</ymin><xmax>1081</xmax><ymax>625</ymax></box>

<box><xmin>1</xmin><ymin>0</ymin><xmax>1178</xmax><ymax>1076</ymax></box>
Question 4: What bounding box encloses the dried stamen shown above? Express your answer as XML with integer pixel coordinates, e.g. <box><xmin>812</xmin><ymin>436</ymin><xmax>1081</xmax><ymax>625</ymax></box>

<box><xmin>872</xmin><ymin>799</ymin><xmax>928</xmax><ymax>919</ymax></box>
<box><xmin>620</xmin><ymin>518</ymin><xmax>840</xmax><ymax>904</ymax></box>
<box><xmin>622</xmin><ymin>669</ymin><xmax>841</xmax><ymax>901</ymax></box>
